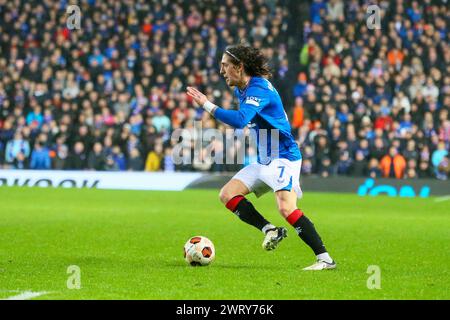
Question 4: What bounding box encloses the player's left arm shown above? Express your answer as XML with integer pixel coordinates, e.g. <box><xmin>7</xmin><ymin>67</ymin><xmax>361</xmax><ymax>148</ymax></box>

<box><xmin>186</xmin><ymin>86</ymin><xmax>266</xmax><ymax>129</ymax></box>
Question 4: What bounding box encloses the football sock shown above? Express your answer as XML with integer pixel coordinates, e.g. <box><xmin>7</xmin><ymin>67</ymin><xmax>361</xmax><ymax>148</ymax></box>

<box><xmin>286</xmin><ymin>209</ymin><xmax>328</xmax><ymax>256</ymax></box>
<box><xmin>317</xmin><ymin>252</ymin><xmax>333</xmax><ymax>263</ymax></box>
<box><xmin>225</xmin><ymin>195</ymin><xmax>271</xmax><ymax>232</ymax></box>
<box><xmin>261</xmin><ymin>223</ymin><xmax>277</xmax><ymax>234</ymax></box>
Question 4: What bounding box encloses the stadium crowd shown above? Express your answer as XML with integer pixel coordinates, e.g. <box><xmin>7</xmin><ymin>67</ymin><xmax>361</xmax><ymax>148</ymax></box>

<box><xmin>0</xmin><ymin>0</ymin><xmax>448</xmax><ymax>180</ymax></box>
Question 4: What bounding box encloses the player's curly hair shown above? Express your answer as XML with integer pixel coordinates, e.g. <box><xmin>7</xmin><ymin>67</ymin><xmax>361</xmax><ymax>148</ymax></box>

<box><xmin>224</xmin><ymin>44</ymin><xmax>272</xmax><ymax>78</ymax></box>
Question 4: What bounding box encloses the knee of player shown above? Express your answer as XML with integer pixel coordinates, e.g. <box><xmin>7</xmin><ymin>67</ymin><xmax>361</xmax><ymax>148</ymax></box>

<box><xmin>278</xmin><ymin>204</ymin><xmax>296</xmax><ymax>218</ymax></box>
<box><xmin>219</xmin><ymin>188</ymin><xmax>231</xmax><ymax>204</ymax></box>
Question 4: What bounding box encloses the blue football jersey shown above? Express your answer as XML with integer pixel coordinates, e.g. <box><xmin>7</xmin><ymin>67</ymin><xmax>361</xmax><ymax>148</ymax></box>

<box><xmin>214</xmin><ymin>76</ymin><xmax>302</xmax><ymax>163</ymax></box>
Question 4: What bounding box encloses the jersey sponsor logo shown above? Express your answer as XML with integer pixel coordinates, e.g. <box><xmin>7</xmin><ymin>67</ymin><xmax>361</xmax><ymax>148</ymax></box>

<box><xmin>245</xmin><ymin>96</ymin><xmax>261</xmax><ymax>107</ymax></box>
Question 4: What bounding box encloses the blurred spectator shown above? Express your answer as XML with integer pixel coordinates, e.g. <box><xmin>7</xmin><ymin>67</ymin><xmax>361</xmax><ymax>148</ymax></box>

<box><xmin>432</xmin><ymin>141</ymin><xmax>449</xmax><ymax>180</ymax></box>
<box><xmin>318</xmin><ymin>157</ymin><xmax>333</xmax><ymax>178</ymax></box>
<box><xmin>336</xmin><ymin>151</ymin><xmax>353</xmax><ymax>176</ymax></box>
<box><xmin>87</xmin><ymin>142</ymin><xmax>106</xmax><ymax>171</ymax></box>
<box><xmin>66</xmin><ymin>142</ymin><xmax>87</xmax><ymax>170</ymax></box>
<box><xmin>105</xmin><ymin>156</ymin><xmax>120</xmax><ymax>171</ymax></box>
<box><xmin>314</xmin><ymin>135</ymin><xmax>330</xmax><ymax>169</ymax></box>
<box><xmin>418</xmin><ymin>161</ymin><xmax>432</xmax><ymax>179</ymax></box>
<box><xmin>380</xmin><ymin>147</ymin><xmax>407</xmax><ymax>179</ymax></box>
<box><xmin>53</xmin><ymin>144</ymin><xmax>69</xmax><ymax>170</ymax></box>
<box><xmin>301</xmin><ymin>158</ymin><xmax>313</xmax><ymax>176</ymax></box>
<box><xmin>163</xmin><ymin>147</ymin><xmax>175</xmax><ymax>172</ymax></box>
<box><xmin>112</xmin><ymin>146</ymin><xmax>127</xmax><ymax>171</ymax></box>
<box><xmin>26</xmin><ymin>105</ymin><xmax>44</xmax><ymax>129</ymax></box>
<box><xmin>152</xmin><ymin>109</ymin><xmax>171</xmax><ymax>134</ymax></box>
<box><xmin>326</xmin><ymin>0</ymin><xmax>344</xmax><ymax>22</ymax></box>
<box><xmin>310</xmin><ymin>0</ymin><xmax>327</xmax><ymax>24</ymax></box>
<box><xmin>405</xmin><ymin>159</ymin><xmax>418</xmax><ymax>179</ymax></box>
<box><xmin>12</xmin><ymin>152</ymin><xmax>27</xmax><ymax>170</ymax></box>
<box><xmin>368</xmin><ymin>158</ymin><xmax>382</xmax><ymax>179</ymax></box>
<box><xmin>403</xmin><ymin>140</ymin><xmax>419</xmax><ymax>162</ymax></box>
<box><xmin>291</xmin><ymin>97</ymin><xmax>305</xmax><ymax>129</ymax></box>
<box><xmin>422</xmin><ymin>77</ymin><xmax>439</xmax><ymax>101</ymax></box>
<box><xmin>128</xmin><ymin>148</ymin><xmax>144</xmax><ymax>171</ymax></box>
<box><xmin>437</xmin><ymin>156</ymin><xmax>450</xmax><ymax>180</ymax></box>
<box><xmin>356</xmin><ymin>139</ymin><xmax>370</xmax><ymax>160</ymax></box>
<box><xmin>145</xmin><ymin>143</ymin><xmax>164</xmax><ymax>172</ymax></box>
<box><xmin>293</xmin><ymin>73</ymin><xmax>308</xmax><ymax>98</ymax></box>
<box><xmin>30</xmin><ymin>142</ymin><xmax>51</xmax><ymax>170</ymax></box>
<box><xmin>370</xmin><ymin>138</ymin><xmax>387</xmax><ymax>160</ymax></box>
<box><xmin>5</xmin><ymin>132</ymin><xmax>30</xmax><ymax>167</ymax></box>
<box><xmin>350</xmin><ymin>150</ymin><xmax>368</xmax><ymax>177</ymax></box>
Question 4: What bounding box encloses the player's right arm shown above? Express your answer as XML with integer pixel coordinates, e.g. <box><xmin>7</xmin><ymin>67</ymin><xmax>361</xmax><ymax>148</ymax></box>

<box><xmin>186</xmin><ymin>86</ymin><xmax>261</xmax><ymax>129</ymax></box>
<box><xmin>211</xmin><ymin>105</ymin><xmax>257</xmax><ymax>129</ymax></box>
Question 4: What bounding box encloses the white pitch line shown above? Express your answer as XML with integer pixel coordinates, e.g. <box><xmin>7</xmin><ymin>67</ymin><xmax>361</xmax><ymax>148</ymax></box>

<box><xmin>3</xmin><ymin>291</ymin><xmax>48</xmax><ymax>300</ymax></box>
<box><xmin>434</xmin><ymin>196</ymin><xmax>450</xmax><ymax>203</ymax></box>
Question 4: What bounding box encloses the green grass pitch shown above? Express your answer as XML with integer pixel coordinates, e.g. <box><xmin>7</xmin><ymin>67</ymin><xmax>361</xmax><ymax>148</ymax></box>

<box><xmin>0</xmin><ymin>186</ymin><xmax>448</xmax><ymax>300</ymax></box>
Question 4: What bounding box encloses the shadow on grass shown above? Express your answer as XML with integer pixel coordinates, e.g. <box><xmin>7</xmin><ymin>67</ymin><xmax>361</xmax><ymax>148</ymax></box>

<box><xmin>161</xmin><ymin>261</ymin><xmax>282</xmax><ymax>270</ymax></box>
<box><xmin>58</xmin><ymin>255</ymin><xmax>287</xmax><ymax>272</ymax></box>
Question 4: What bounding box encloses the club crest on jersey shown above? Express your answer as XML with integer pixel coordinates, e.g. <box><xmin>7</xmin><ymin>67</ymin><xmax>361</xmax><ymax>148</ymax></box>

<box><xmin>245</xmin><ymin>96</ymin><xmax>261</xmax><ymax>107</ymax></box>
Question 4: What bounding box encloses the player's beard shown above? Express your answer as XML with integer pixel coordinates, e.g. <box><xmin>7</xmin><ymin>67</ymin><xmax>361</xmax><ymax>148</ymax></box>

<box><xmin>225</xmin><ymin>76</ymin><xmax>241</xmax><ymax>89</ymax></box>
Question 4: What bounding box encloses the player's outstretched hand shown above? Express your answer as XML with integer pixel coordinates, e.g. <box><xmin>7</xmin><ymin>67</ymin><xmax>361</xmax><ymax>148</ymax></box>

<box><xmin>186</xmin><ymin>87</ymin><xmax>208</xmax><ymax>106</ymax></box>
